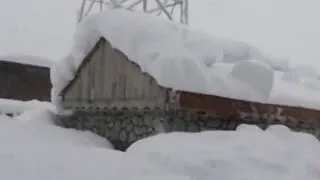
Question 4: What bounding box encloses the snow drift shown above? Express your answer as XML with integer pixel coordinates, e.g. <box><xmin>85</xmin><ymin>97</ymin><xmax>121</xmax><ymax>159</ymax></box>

<box><xmin>1</xmin><ymin>109</ymin><xmax>320</xmax><ymax>180</ymax></box>
<box><xmin>127</xmin><ymin>125</ymin><xmax>320</xmax><ymax>180</ymax></box>
<box><xmin>0</xmin><ymin>99</ymin><xmax>56</xmax><ymax>115</ymax></box>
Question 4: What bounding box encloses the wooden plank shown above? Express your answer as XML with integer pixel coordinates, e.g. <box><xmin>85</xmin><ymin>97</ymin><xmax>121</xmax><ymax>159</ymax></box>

<box><xmin>124</xmin><ymin>59</ymin><xmax>130</xmax><ymax>100</ymax></box>
<box><xmin>112</xmin><ymin>48</ymin><xmax>119</xmax><ymax>100</ymax></box>
<box><xmin>145</xmin><ymin>74</ymin><xmax>153</xmax><ymax>101</ymax></box>
<box><xmin>75</xmin><ymin>72</ymin><xmax>82</xmax><ymax>101</ymax></box>
<box><xmin>102</xmin><ymin>41</ymin><xmax>114</xmax><ymax>100</ymax></box>
<box><xmin>135</xmin><ymin>65</ymin><xmax>143</xmax><ymax>100</ymax></box>
<box><xmin>150</xmin><ymin>78</ymin><xmax>157</xmax><ymax>101</ymax></box>
<box><xmin>118</xmin><ymin>53</ymin><xmax>127</xmax><ymax>100</ymax></box>
<box><xmin>72</xmin><ymin>76</ymin><xmax>82</xmax><ymax>101</ymax></box>
<box><xmin>117</xmin><ymin>56</ymin><xmax>123</xmax><ymax>100</ymax></box>
<box><xmin>80</xmin><ymin>60</ymin><xmax>90</xmax><ymax>102</ymax></box>
<box><xmin>64</xmin><ymin>83</ymin><xmax>75</xmax><ymax>101</ymax></box>
<box><xmin>88</xmin><ymin>53</ymin><xmax>95</xmax><ymax>102</ymax></box>
<box><xmin>121</xmin><ymin>58</ymin><xmax>127</xmax><ymax>99</ymax></box>
<box><xmin>99</xmin><ymin>40</ymin><xmax>106</xmax><ymax>100</ymax></box>
<box><xmin>93</xmin><ymin>41</ymin><xmax>103</xmax><ymax>101</ymax></box>
<box><xmin>64</xmin><ymin>69</ymin><xmax>84</xmax><ymax>101</ymax></box>
<box><xmin>130</xmin><ymin>62</ymin><xmax>139</xmax><ymax>100</ymax></box>
<box><xmin>179</xmin><ymin>91</ymin><xmax>320</xmax><ymax>127</ymax></box>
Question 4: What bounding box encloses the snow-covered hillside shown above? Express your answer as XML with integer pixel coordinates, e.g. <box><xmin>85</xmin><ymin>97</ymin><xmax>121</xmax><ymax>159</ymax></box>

<box><xmin>0</xmin><ymin>109</ymin><xmax>319</xmax><ymax>180</ymax></box>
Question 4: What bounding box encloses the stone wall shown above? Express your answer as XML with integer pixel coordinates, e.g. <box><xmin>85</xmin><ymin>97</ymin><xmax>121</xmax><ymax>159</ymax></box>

<box><xmin>58</xmin><ymin>108</ymin><xmax>165</xmax><ymax>150</ymax></box>
<box><xmin>57</xmin><ymin>108</ymin><xmax>320</xmax><ymax>151</ymax></box>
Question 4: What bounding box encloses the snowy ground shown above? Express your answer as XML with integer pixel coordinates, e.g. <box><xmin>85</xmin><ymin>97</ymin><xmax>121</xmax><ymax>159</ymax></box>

<box><xmin>0</xmin><ymin>99</ymin><xmax>56</xmax><ymax>115</ymax></box>
<box><xmin>1</xmin><ymin>109</ymin><xmax>320</xmax><ymax>180</ymax></box>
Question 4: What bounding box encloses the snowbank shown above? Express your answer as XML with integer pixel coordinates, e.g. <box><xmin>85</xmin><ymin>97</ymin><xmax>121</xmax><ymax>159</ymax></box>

<box><xmin>0</xmin><ymin>98</ymin><xmax>56</xmax><ymax>115</ymax></box>
<box><xmin>0</xmin><ymin>109</ymin><xmax>193</xmax><ymax>180</ymax></box>
<box><xmin>0</xmin><ymin>54</ymin><xmax>53</xmax><ymax>67</ymax></box>
<box><xmin>1</xmin><ymin>109</ymin><xmax>320</xmax><ymax>180</ymax></box>
<box><xmin>127</xmin><ymin>125</ymin><xmax>320</xmax><ymax>180</ymax></box>
<box><xmin>2</xmin><ymin>108</ymin><xmax>113</xmax><ymax>148</ymax></box>
<box><xmin>227</xmin><ymin>60</ymin><xmax>274</xmax><ymax>101</ymax></box>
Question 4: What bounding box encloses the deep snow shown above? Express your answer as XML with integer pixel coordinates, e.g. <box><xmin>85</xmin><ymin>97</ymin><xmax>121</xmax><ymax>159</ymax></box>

<box><xmin>0</xmin><ymin>98</ymin><xmax>56</xmax><ymax>115</ymax></box>
<box><xmin>0</xmin><ymin>109</ymin><xmax>319</xmax><ymax>180</ymax></box>
<box><xmin>128</xmin><ymin>126</ymin><xmax>320</xmax><ymax>180</ymax></box>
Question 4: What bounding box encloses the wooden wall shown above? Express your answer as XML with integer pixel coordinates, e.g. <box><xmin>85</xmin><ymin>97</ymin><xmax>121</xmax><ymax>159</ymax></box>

<box><xmin>0</xmin><ymin>61</ymin><xmax>51</xmax><ymax>101</ymax></box>
<box><xmin>62</xmin><ymin>38</ymin><xmax>166</xmax><ymax>109</ymax></box>
<box><xmin>179</xmin><ymin>91</ymin><xmax>320</xmax><ymax>127</ymax></box>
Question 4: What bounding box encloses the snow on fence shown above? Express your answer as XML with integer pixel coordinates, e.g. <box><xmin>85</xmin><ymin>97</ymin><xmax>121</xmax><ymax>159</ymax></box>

<box><xmin>0</xmin><ymin>99</ymin><xmax>56</xmax><ymax>117</ymax></box>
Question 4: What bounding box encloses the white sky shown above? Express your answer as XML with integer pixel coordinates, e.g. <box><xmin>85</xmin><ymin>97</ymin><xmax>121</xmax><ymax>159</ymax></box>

<box><xmin>0</xmin><ymin>0</ymin><xmax>79</xmax><ymax>61</ymax></box>
<box><xmin>189</xmin><ymin>0</ymin><xmax>320</xmax><ymax>69</ymax></box>
<box><xmin>0</xmin><ymin>0</ymin><xmax>320</xmax><ymax>69</ymax></box>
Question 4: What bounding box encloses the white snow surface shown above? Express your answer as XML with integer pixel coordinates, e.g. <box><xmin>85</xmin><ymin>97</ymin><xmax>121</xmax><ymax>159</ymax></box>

<box><xmin>127</xmin><ymin>125</ymin><xmax>320</xmax><ymax>180</ymax></box>
<box><xmin>0</xmin><ymin>98</ymin><xmax>56</xmax><ymax>115</ymax></box>
<box><xmin>0</xmin><ymin>54</ymin><xmax>53</xmax><ymax>67</ymax></box>
<box><xmin>1</xmin><ymin>109</ymin><xmax>320</xmax><ymax>180</ymax></box>
<box><xmin>52</xmin><ymin>9</ymin><xmax>320</xmax><ymax>111</ymax></box>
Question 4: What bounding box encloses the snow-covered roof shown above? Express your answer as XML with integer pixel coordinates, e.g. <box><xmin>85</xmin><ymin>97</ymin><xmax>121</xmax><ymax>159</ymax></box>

<box><xmin>51</xmin><ymin>9</ymin><xmax>320</xmax><ymax>111</ymax></box>
<box><xmin>0</xmin><ymin>54</ymin><xmax>53</xmax><ymax>68</ymax></box>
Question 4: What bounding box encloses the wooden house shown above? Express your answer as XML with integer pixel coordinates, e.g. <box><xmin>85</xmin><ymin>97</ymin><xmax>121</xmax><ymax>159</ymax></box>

<box><xmin>58</xmin><ymin>38</ymin><xmax>320</xmax><ymax>151</ymax></box>
<box><xmin>0</xmin><ymin>55</ymin><xmax>52</xmax><ymax>101</ymax></box>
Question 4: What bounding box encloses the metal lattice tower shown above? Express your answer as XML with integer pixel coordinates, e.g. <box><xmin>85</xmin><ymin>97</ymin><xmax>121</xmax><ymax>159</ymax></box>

<box><xmin>77</xmin><ymin>0</ymin><xmax>189</xmax><ymax>25</ymax></box>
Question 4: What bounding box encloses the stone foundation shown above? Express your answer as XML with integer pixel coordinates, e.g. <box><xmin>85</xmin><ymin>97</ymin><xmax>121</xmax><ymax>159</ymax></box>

<box><xmin>57</xmin><ymin>108</ymin><xmax>320</xmax><ymax>151</ymax></box>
